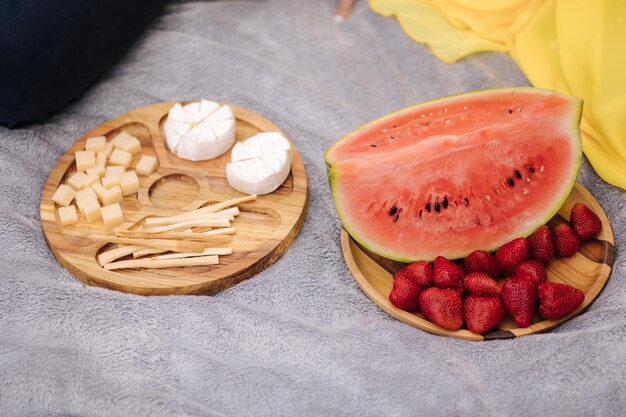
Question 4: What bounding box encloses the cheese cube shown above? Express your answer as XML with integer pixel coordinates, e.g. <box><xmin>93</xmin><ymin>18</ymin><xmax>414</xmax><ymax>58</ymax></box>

<box><xmin>135</xmin><ymin>155</ymin><xmax>158</xmax><ymax>176</ymax></box>
<box><xmin>75</xmin><ymin>150</ymin><xmax>96</xmax><ymax>172</ymax></box>
<box><xmin>120</xmin><ymin>170</ymin><xmax>139</xmax><ymax>196</ymax></box>
<box><xmin>52</xmin><ymin>184</ymin><xmax>76</xmax><ymax>207</ymax></box>
<box><xmin>109</xmin><ymin>148</ymin><xmax>132</xmax><ymax>168</ymax></box>
<box><xmin>92</xmin><ymin>183</ymin><xmax>123</xmax><ymax>206</ymax></box>
<box><xmin>66</xmin><ymin>172</ymin><xmax>88</xmax><ymax>191</ymax></box>
<box><xmin>86</xmin><ymin>165</ymin><xmax>105</xmax><ymax>178</ymax></box>
<box><xmin>101</xmin><ymin>203</ymin><xmax>124</xmax><ymax>230</ymax></box>
<box><xmin>105</xmin><ymin>165</ymin><xmax>126</xmax><ymax>179</ymax></box>
<box><xmin>82</xmin><ymin>173</ymin><xmax>100</xmax><ymax>189</ymax></box>
<box><xmin>75</xmin><ymin>189</ymin><xmax>101</xmax><ymax>223</ymax></box>
<box><xmin>101</xmin><ymin>176</ymin><xmax>121</xmax><ymax>189</ymax></box>
<box><xmin>111</xmin><ymin>131</ymin><xmax>142</xmax><ymax>154</ymax></box>
<box><xmin>58</xmin><ymin>205</ymin><xmax>78</xmax><ymax>226</ymax></box>
<box><xmin>85</xmin><ymin>136</ymin><xmax>106</xmax><ymax>152</ymax></box>
<box><xmin>96</xmin><ymin>151</ymin><xmax>107</xmax><ymax>167</ymax></box>
<box><xmin>104</xmin><ymin>142</ymin><xmax>114</xmax><ymax>158</ymax></box>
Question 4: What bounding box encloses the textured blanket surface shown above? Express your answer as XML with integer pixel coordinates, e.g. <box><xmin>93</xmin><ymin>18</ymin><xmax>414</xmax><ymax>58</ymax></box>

<box><xmin>1</xmin><ymin>1</ymin><xmax>625</xmax><ymax>416</ymax></box>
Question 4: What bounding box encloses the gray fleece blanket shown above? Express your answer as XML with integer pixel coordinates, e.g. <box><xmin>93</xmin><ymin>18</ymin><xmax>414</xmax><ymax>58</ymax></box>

<box><xmin>1</xmin><ymin>1</ymin><xmax>625</xmax><ymax>416</ymax></box>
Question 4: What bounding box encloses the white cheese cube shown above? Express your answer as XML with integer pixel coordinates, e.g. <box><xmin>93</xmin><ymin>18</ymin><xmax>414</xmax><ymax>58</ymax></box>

<box><xmin>111</xmin><ymin>131</ymin><xmax>141</xmax><ymax>154</ymax></box>
<box><xmin>104</xmin><ymin>142</ymin><xmax>114</xmax><ymax>158</ymax></box>
<box><xmin>92</xmin><ymin>183</ymin><xmax>123</xmax><ymax>206</ymax></box>
<box><xmin>85</xmin><ymin>136</ymin><xmax>106</xmax><ymax>152</ymax></box>
<box><xmin>96</xmin><ymin>151</ymin><xmax>107</xmax><ymax>167</ymax></box>
<box><xmin>135</xmin><ymin>155</ymin><xmax>158</xmax><ymax>176</ymax></box>
<box><xmin>120</xmin><ymin>170</ymin><xmax>139</xmax><ymax>196</ymax></box>
<box><xmin>109</xmin><ymin>149</ymin><xmax>132</xmax><ymax>168</ymax></box>
<box><xmin>52</xmin><ymin>184</ymin><xmax>76</xmax><ymax>207</ymax></box>
<box><xmin>82</xmin><ymin>173</ymin><xmax>100</xmax><ymax>189</ymax></box>
<box><xmin>58</xmin><ymin>205</ymin><xmax>78</xmax><ymax>226</ymax></box>
<box><xmin>75</xmin><ymin>150</ymin><xmax>96</xmax><ymax>172</ymax></box>
<box><xmin>101</xmin><ymin>176</ymin><xmax>121</xmax><ymax>189</ymax></box>
<box><xmin>66</xmin><ymin>172</ymin><xmax>88</xmax><ymax>191</ymax></box>
<box><xmin>86</xmin><ymin>165</ymin><xmax>105</xmax><ymax>178</ymax></box>
<box><xmin>75</xmin><ymin>189</ymin><xmax>101</xmax><ymax>223</ymax></box>
<box><xmin>101</xmin><ymin>203</ymin><xmax>124</xmax><ymax>230</ymax></box>
<box><xmin>105</xmin><ymin>165</ymin><xmax>126</xmax><ymax>179</ymax></box>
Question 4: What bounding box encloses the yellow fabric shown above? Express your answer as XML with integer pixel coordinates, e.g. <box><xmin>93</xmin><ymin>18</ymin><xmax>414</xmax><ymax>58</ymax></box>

<box><xmin>370</xmin><ymin>0</ymin><xmax>626</xmax><ymax>189</ymax></box>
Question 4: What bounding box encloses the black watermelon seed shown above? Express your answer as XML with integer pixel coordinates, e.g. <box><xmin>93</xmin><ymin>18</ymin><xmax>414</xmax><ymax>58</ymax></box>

<box><xmin>508</xmin><ymin>177</ymin><xmax>515</xmax><ymax>187</ymax></box>
<box><xmin>514</xmin><ymin>169</ymin><xmax>522</xmax><ymax>179</ymax></box>
<box><xmin>418</xmin><ymin>209</ymin><xmax>423</xmax><ymax>218</ymax></box>
<box><xmin>389</xmin><ymin>136</ymin><xmax>395</xmax><ymax>140</ymax></box>
<box><xmin>508</xmin><ymin>108</ymin><xmax>513</xmax><ymax>114</ymax></box>
<box><xmin>464</xmin><ymin>197</ymin><xmax>469</xmax><ymax>206</ymax></box>
<box><xmin>426</xmin><ymin>203</ymin><xmax>431</xmax><ymax>213</ymax></box>
<box><xmin>392</xmin><ymin>124</ymin><xmax>398</xmax><ymax>128</ymax></box>
<box><xmin>443</xmin><ymin>197</ymin><xmax>449</xmax><ymax>209</ymax></box>
<box><xmin>434</xmin><ymin>202</ymin><xmax>441</xmax><ymax>213</ymax></box>
<box><xmin>393</xmin><ymin>214</ymin><xmax>400</xmax><ymax>222</ymax></box>
<box><xmin>528</xmin><ymin>166</ymin><xmax>536</xmax><ymax>173</ymax></box>
<box><xmin>370</xmin><ymin>144</ymin><xmax>377</xmax><ymax>148</ymax></box>
<box><xmin>389</xmin><ymin>206</ymin><xmax>397</xmax><ymax>216</ymax></box>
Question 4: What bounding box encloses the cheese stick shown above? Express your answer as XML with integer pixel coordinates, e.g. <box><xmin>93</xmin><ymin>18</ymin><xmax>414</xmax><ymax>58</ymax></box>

<box><xmin>143</xmin><ymin>195</ymin><xmax>255</xmax><ymax>226</ymax></box>
<box><xmin>143</xmin><ymin>212</ymin><xmax>233</xmax><ymax>227</ymax></box>
<box><xmin>104</xmin><ymin>255</ymin><xmax>219</xmax><ymax>270</ymax></box>
<box><xmin>90</xmin><ymin>235</ymin><xmax>204</xmax><ymax>253</ymax></box>
<box><xmin>153</xmin><ymin>247</ymin><xmax>232</xmax><ymax>260</ymax></box>
<box><xmin>140</xmin><ymin>217</ymin><xmax>231</xmax><ymax>233</ymax></box>
<box><xmin>98</xmin><ymin>245</ymin><xmax>144</xmax><ymax>266</ymax></box>
<box><xmin>115</xmin><ymin>230</ymin><xmax>232</xmax><ymax>243</ymax></box>
<box><xmin>216</xmin><ymin>207</ymin><xmax>240</xmax><ymax>216</ymax></box>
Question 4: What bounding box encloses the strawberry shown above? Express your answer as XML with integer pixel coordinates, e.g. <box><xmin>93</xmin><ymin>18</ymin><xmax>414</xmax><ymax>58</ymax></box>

<box><xmin>393</xmin><ymin>261</ymin><xmax>432</xmax><ymax>287</ymax></box>
<box><xmin>501</xmin><ymin>277</ymin><xmax>536</xmax><ymax>328</ymax></box>
<box><xmin>418</xmin><ymin>287</ymin><xmax>463</xmax><ymax>330</ymax></box>
<box><xmin>464</xmin><ymin>250</ymin><xmax>499</xmax><ymax>277</ymax></box>
<box><xmin>389</xmin><ymin>274</ymin><xmax>423</xmax><ymax>311</ymax></box>
<box><xmin>463</xmin><ymin>273</ymin><xmax>500</xmax><ymax>297</ymax></box>
<box><xmin>552</xmin><ymin>224</ymin><xmax>579</xmax><ymax>258</ymax></box>
<box><xmin>538</xmin><ymin>282</ymin><xmax>585</xmax><ymax>320</ymax></box>
<box><xmin>570</xmin><ymin>203</ymin><xmax>602</xmax><ymax>241</ymax></box>
<box><xmin>432</xmin><ymin>256</ymin><xmax>464</xmax><ymax>292</ymax></box>
<box><xmin>528</xmin><ymin>225</ymin><xmax>554</xmax><ymax>264</ymax></box>
<box><xmin>495</xmin><ymin>237</ymin><xmax>529</xmax><ymax>276</ymax></box>
<box><xmin>463</xmin><ymin>296</ymin><xmax>504</xmax><ymax>334</ymax></box>
<box><xmin>513</xmin><ymin>260</ymin><xmax>547</xmax><ymax>285</ymax></box>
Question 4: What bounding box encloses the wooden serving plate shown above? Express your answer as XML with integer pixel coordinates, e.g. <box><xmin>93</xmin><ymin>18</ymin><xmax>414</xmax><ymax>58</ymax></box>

<box><xmin>341</xmin><ymin>183</ymin><xmax>614</xmax><ymax>341</ymax></box>
<box><xmin>40</xmin><ymin>101</ymin><xmax>307</xmax><ymax>295</ymax></box>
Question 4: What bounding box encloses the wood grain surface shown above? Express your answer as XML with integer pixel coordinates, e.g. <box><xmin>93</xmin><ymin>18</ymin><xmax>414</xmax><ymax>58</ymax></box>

<box><xmin>40</xmin><ymin>102</ymin><xmax>307</xmax><ymax>295</ymax></box>
<box><xmin>341</xmin><ymin>183</ymin><xmax>614</xmax><ymax>341</ymax></box>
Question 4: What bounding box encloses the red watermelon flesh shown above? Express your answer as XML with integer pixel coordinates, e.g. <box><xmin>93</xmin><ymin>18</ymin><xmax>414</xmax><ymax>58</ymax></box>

<box><xmin>325</xmin><ymin>88</ymin><xmax>582</xmax><ymax>262</ymax></box>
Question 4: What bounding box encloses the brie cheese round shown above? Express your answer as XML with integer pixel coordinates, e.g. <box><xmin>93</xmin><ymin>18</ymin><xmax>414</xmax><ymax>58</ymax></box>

<box><xmin>226</xmin><ymin>132</ymin><xmax>292</xmax><ymax>195</ymax></box>
<box><xmin>164</xmin><ymin>100</ymin><xmax>236</xmax><ymax>161</ymax></box>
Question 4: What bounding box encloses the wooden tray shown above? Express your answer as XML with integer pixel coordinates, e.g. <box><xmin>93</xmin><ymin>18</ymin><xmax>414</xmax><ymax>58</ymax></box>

<box><xmin>40</xmin><ymin>101</ymin><xmax>307</xmax><ymax>295</ymax></box>
<box><xmin>341</xmin><ymin>183</ymin><xmax>614</xmax><ymax>341</ymax></box>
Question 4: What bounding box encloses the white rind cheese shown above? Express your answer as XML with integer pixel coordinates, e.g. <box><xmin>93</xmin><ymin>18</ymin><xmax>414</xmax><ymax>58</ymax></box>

<box><xmin>164</xmin><ymin>100</ymin><xmax>236</xmax><ymax>161</ymax></box>
<box><xmin>226</xmin><ymin>132</ymin><xmax>292</xmax><ymax>195</ymax></box>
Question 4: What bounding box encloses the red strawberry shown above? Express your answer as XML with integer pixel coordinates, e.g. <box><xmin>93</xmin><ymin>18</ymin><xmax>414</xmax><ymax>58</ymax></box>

<box><xmin>514</xmin><ymin>260</ymin><xmax>547</xmax><ymax>285</ymax></box>
<box><xmin>432</xmin><ymin>256</ymin><xmax>464</xmax><ymax>292</ymax></box>
<box><xmin>538</xmin><ymin>282</ymin><xmax>585</xmax><ymax>320</ymax></box>
<box><xmin>463</xmin><ymin>273</ymin><xmax>500</xmax><ymax>297</ymax></box>
<box><xmin>552</xmin><ymin>224</ymin><xmax>580</xmax><ymax>258</ymax></box>
<box><xmin>495</xmin><ymin>237</ymin><xmax>529</xmax><ymax>276</ymax></box>
<box><xmin>389</xmin><ymin>274</ymin><xmax>423</xmax><ymax>311</ymax></box>
<box><xmin>528</xmin><ymin>225</ymin><xmax>554</xmax><ymax>264</ymax></box>
<box><xmin>393</xmin><ymin>261</ymin><xmax>432</xmax><ymax>287</ymax></box>
<box><xmin>570</xmin><ymin>203</ymin><xmax>602</xmax><ymax>241</ymax></box>
<box><xmin>463</xmin><ymin>296</ymin><xmax>505</xmax><ymax>334</ymax></box>
<box><xmin>501</xmin><ymin>277</ymin><xmax>536</xmax><ymax>328</ymax></box>
<box><xmin>418</xmin><ymin>287</ymin><xmax>463</xmax><ymax>330</ymax></box>
<box><xmin>464</xmin><ymin>250</ymin><xmax>499</xmax><ymax>277</ymax></box>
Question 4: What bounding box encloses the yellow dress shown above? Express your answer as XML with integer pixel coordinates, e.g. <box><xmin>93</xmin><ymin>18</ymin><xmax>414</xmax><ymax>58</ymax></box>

<box><xmin>370</xmin><ymin>0</ymin><xmax>626</xmax><ymax>190</ymax></box>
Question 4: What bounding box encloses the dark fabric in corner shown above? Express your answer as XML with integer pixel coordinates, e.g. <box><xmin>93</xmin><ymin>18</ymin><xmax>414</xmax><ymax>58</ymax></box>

<box><xmin>0</xmin><ymin>0</ymin><xmax>167</xmax><ymax>127</ymax></box>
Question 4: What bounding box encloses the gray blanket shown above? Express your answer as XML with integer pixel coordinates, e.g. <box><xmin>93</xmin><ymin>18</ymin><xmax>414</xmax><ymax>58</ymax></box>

<box><xmin>1</xmin><ymin>1</ymin><xmax>625</xmax><ymax>416</ymax></box>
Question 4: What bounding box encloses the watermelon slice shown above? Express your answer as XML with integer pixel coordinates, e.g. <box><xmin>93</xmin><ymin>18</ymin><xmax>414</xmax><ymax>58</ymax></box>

<box><xmin>325</xmin><ymin>88</ymin><xmax>582</xmax><ymax>262</ymax></box>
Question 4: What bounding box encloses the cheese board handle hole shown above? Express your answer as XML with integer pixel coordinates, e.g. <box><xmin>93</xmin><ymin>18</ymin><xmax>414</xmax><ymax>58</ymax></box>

<box><xmin>148</xmin><ymin>174</ymin><xmax>200</xmax><ymax>209</ymax></box>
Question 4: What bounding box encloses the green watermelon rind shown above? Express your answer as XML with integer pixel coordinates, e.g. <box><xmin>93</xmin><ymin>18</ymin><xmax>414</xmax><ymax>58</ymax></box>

<box><xmin>326</xmin><ymin>88</ymin><xmax>583</xmax><ymax>263</ymax></box>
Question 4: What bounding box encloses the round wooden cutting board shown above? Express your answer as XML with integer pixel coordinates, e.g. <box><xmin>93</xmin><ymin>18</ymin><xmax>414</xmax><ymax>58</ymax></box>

<box><xmin>341</xmin><ymin>183</ymin><xmax>614</xmax><ymax>341</ymax></box>
<box><xmin>40</xmin><ymin>102</ymin><xmax>307</xmax><ymax>295</ymax></box>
